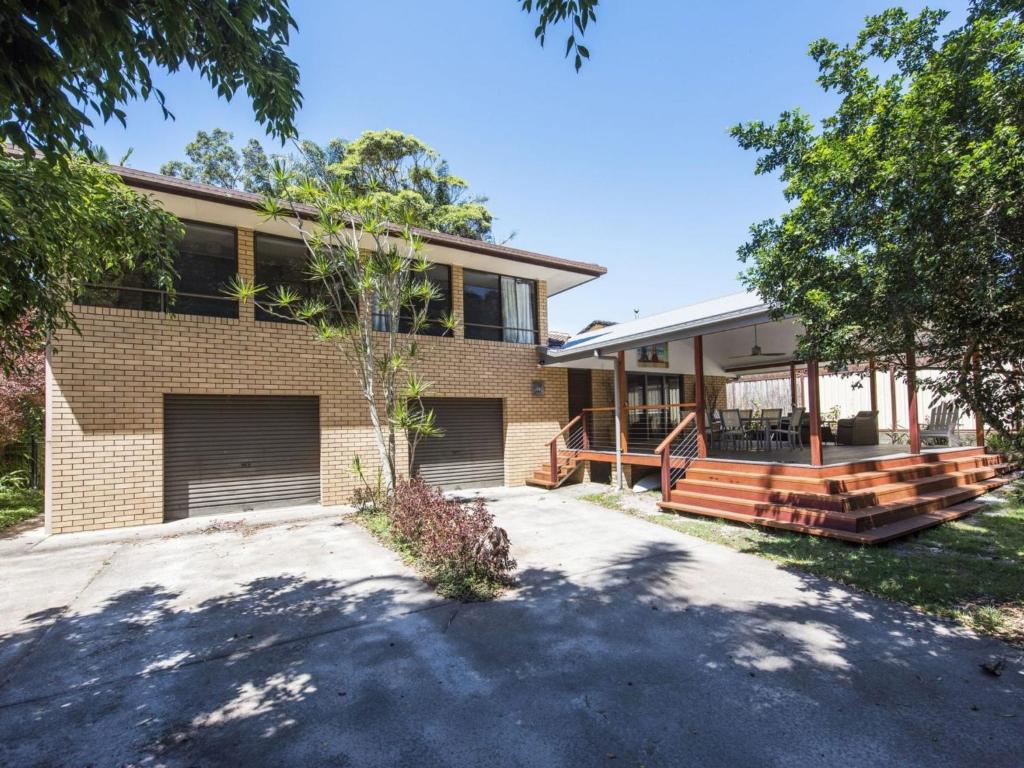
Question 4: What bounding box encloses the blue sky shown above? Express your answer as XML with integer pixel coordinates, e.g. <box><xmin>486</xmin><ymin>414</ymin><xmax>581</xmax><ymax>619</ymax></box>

<box><xmin>87</xmin><ymin>0</ymin><xmax>964</xmax><ymax>334</ymax></box>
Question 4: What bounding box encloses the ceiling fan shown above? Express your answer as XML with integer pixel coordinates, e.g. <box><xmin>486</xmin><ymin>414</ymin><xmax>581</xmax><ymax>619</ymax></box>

<box><xmin>729</xmin><ymin>324</ymin><xmax>789</xmax><ymax>359</ymax></box>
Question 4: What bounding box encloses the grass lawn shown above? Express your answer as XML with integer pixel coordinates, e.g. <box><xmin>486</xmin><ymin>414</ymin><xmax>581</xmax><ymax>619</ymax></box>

<box><xmin>0</xmin><ymin>487</ymin><xmax>43</xmax><ymax>533</ymax></box>
<box><xmin>581</xmin><ymin>481</ymin><xmax>1024</xmax><ymax>645</ymax></box>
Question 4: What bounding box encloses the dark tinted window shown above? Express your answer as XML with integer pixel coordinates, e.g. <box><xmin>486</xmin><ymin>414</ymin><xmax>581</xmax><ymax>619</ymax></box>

<box><xmin>79</xmin><ymin>221</ymin><xmax>238</xmax><ymax>318</ymax></box>
<box><xmin>374</xmin><ymin>263</ymin><xmax>452</xmax><ymax>337</ymax></box>
<box><xmin>254</xmin><ymin>233</ymin><xmax>309</xmax><ymax>322</ymax></box>
<box><xmin>463</xmin><ymin>269</ymin><xmax>537</xmax><ymax>343</ymax></box>
<box><xmin>169</xmin><ymin>223</ymin><xmax>237</xmax><ymax>318</ymax></box>
<box><xmin>463</xmin><ymin>270</ymin><xmax>502</xmax><ymax>341</ymax></box>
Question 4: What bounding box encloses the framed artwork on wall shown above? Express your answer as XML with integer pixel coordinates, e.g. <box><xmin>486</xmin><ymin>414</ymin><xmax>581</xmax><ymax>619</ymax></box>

<box><xmin>637</xmin><ymin>342</ymin><xmax>669</xmax><ymax>368</ymax></box>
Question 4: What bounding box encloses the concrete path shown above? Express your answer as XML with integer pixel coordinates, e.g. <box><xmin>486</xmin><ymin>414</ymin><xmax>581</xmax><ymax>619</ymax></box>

<box><xmin>0</xmin><ymin>490</ymin><xmax>1021</xmax><ymax>767</ymax></box>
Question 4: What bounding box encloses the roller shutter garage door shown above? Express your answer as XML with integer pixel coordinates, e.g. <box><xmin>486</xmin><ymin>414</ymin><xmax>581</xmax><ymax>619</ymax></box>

<box><xmin>164</xmin><ymin>395</ymin><xmax>320</xmax><ymax>519</ymax></box>
<box><xmin>412</xmin><ymin>398</ymin><xmax>504</xmax><ymax>489</ymax></box>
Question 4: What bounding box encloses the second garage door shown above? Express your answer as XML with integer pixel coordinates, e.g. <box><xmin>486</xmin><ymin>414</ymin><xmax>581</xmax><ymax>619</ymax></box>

<box><xmin>164</xmin><ymin>395</ymin><xmax>320</xmax><ymax>519</ymax></box>
<box><xmin>412</xmin><ymin>398</ymin><xmax>504</xmax><ymax>489</ymax></box>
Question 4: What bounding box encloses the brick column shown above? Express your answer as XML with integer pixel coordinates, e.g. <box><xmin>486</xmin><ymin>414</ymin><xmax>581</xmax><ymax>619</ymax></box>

<box><xmin>237</xmin><ymin>228</ymin><xmax>255</xmax><ymax>323</ymax></box>
<box><xmin>536</xmin><ymin>279</ymin><xmax>549</xmax><ymax>344</ymax></box>
<box><xmin>450</xmin><ymin>265</ymin><xmax>464</xmax><ymax>340</ymax></box>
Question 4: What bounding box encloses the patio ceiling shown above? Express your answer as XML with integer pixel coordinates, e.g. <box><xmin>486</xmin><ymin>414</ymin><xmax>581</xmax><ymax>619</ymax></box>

<box><xmin>543</xmin><ymin>291</ymin><xmax>805</xmax><ymax>376</ymax></box>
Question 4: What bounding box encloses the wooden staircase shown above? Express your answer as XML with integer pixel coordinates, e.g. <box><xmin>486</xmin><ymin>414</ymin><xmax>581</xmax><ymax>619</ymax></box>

<box><xmin>526</xmin><ymin>450</ymin><xmax>583</xmax><ymax>489</ymax></box>
<box><xmin>658</xmin><ymin>447</ymin><xmax>1016</xmax><ymax>544</ymax></box>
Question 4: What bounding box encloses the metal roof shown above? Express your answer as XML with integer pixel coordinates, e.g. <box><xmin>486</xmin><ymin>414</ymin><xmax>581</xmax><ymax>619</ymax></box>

<box><xmin>544</xmin><ymin>291</ymin><xmax>774</xmax><ymax>362</ymax></box>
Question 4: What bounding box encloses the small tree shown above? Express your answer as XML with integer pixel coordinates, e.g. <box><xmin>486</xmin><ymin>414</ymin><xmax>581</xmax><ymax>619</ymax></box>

<box><xmin>228</xmin><ymin>164</ymin><xmax>455</xmax><ymax>489</ymax></box>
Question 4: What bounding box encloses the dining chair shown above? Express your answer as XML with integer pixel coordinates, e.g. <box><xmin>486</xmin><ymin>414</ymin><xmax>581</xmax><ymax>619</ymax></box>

<box><xmin>768</xmin><ymin>407</ymin><xmax>805</xmax><ymax>449</ymax></box>
<box><xmin>720</xmin><ymin>409</ymin><xmax>745</xmax><ymax>450</ymax></box>
<box><xmin>760</xmin><ymin>408</ymin><xmax>783</xmax><ymax>450</ymax></box>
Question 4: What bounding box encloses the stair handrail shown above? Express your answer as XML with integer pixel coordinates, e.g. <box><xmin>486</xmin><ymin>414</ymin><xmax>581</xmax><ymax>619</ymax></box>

<box><xmin>655</xmin><ymin>411</ymin><xmax>698</xmax><ymax>502</ymax></box>
<box><xmin>548</xmin><ymin>412</ymin><xmax>588</xmax><ymax>485</ymax></box>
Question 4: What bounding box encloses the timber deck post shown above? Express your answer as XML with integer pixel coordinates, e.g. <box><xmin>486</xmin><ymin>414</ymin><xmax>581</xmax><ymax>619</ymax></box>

<box><xmin>693</xmin><ymin>335</ymin><xmax>707</xmax><ymax>458</ymax></box>
<box><xmin>907</xmin><ymin>349</ymin><xmax>921</xmax><ymax>454</ymax></box>
<box><xmin>973</xmin><ymin>353</ymin><xmax>985</xmax><ymax>449</ymax></box>
<box><xmin>807</xmin><ymin>359</ymin><xmax>823</xmax><ymax>466</ymax></box>
<box><xmin>868</xmin><ymin>357</ymin><xmax>878</xmax><ymax>413</ymax></box>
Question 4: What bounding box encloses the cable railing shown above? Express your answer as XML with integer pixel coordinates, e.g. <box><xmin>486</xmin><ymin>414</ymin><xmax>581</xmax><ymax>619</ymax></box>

<box><xmin>655</xmin><ymin>412</ymin><xmax>703</xmax><ymax>502</ymax></box>
<box><xmin>542</xmin><ymin>403</ymin><xmax>700</xmax><ymax>487</ymax></box>
<box><xmin>581</xmin><ymin>403</ymin><xmax>697</xmax><ymax>454</ymax></box>
<box><xmin>547</xmin><ymin>412</ymin><xmax>589</xmax><ymax>485</ymax></box>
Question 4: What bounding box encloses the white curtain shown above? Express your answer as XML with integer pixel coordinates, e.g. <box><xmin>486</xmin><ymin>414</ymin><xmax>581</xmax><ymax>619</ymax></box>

<box><xmin>501</xmin><ymin>276</ymin><xmax>534</xmax><ymax>343</ymax></box>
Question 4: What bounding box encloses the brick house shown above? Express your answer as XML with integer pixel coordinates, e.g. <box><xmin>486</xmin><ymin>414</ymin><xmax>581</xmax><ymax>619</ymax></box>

<box><xmin>44</xmin><ymin>168</ymin><xmax>606</xmax><ymax>533</ymax></box>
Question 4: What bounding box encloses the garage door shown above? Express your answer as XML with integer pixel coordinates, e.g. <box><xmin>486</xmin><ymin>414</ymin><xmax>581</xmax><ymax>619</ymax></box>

<box><xmin>164</xmin><ymin>395</ymin><xmax>320</xmax><ymax>519</ymax></box>
<box><xmin>412</xmin><ymin>398</ymin><xmax>504</xmax><ymax>489</ymax></box>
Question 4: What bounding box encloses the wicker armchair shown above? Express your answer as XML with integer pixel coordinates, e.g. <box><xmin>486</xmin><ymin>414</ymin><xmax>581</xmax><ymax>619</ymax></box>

<box><xmin>836</xmin><ymin>410</ymin><xmax>879</xmax><ymax>446</ymax></box>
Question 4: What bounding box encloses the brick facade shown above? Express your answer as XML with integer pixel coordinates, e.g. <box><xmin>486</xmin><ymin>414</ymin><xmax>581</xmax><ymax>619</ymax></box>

<box><xmin>45</xmin><ymin>227</ymin><xmax>566</xmax><ymax>534</ymax></box>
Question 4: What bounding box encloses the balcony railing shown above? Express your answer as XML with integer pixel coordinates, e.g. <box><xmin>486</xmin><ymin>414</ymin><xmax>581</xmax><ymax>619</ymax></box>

<box><xmin>79</xmin><ymin>284</ymin><xmax>238</xmax><ymax>319</ymax></box>
<box><xmin>580</xmin><ymin>403</ymin><xmax>697</xmax><ymax>454</ymax></box>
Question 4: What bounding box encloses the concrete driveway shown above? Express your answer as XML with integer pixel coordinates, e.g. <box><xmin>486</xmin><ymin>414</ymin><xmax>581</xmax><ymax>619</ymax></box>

<box><xmin>1</xmin><ymin>489</ymin><xmax>1021</xmax><ymax>767</ymax></box>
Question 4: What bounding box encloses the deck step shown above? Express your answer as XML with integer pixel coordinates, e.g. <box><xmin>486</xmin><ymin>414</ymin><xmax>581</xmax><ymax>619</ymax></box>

<box><xmin>656</xmin><ymin>498</ymin><xmax>987</xmax><ymax>544</ymax></box>
<box><xmin>674</xmin><ymin>464</ymin><xmax>1009</xmax><ymax>513</ymax></box>
<box><xmin>525</xmin><ymin>456</ymin><xmax>583</xmax><ymax>489</ymax></box>
<box><xmin>668</xmin><ymin>477</ymin><xmax>1010</xmax><ymax>533</ymax></box>
<box><xmin>686</xmin><ymin>446</ymin><xmax>989</xmax><ymax>479</ymax></box>
<box><xmin>685</xmin><ymin>455</ymin><xmax>1004</xmax><ymax>494</ymax></box>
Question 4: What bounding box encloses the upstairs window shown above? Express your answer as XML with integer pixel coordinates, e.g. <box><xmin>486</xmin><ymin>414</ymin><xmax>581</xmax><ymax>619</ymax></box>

<box><xmin>463</xmin><ymin>270</ymin><xmax>537</xmax><ymax>343</ymax></box>
<box><xmin>79</xmin><ymin>221</ymin><xmax>238</xmax><ymax>318</ymax></box>
<box><xmin>373</xmin><ymin>263</ymin><xmax>453</xmax><ymax>337</ymax></box>
<box><xmin>254</xmin><ymin>233</ymin><xmax>310</xmax><ymax>322</ymax></box>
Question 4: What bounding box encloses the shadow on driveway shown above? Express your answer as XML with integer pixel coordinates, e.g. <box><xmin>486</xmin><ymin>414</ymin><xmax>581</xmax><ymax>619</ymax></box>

<box><xmin>0</xmin><ymin>506</ymin><xmax>1021</xmax><ymax>767</ymax></box>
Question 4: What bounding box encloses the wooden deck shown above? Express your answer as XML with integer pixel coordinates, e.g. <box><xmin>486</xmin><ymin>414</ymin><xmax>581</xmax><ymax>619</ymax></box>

<box><xmin>528</xmin><ymin>444</ymin><xmax>1016</xmax><ymax>543</ymax></box>
<box><xmin>660</xmin><ymin>446</ymin><xmax>1015</xmax><ymax>543</ymax></box>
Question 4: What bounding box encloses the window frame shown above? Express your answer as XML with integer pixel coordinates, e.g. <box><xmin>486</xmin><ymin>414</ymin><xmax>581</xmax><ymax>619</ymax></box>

<box><xmin>78</xmin><ymin>218</ymin><xmax>239</xmax><ymax>319</ymax></box>
<box><xmin>462</xmin><ymin>268</ymin><xmax>539</xmax><ymax>344</ymax></box>
<box><xmin>253</xmin><ymin>231</ymin><xmax>312</xmax><ymax>324</ymax></box>
<box><xmin>372</xmin><ymin>262</ymin><xmax>454</xmax><ymax>337</ymax></box>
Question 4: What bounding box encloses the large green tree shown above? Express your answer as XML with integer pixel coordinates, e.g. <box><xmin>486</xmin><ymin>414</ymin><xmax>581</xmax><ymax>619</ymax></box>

<box><xmin>0</xmin><ymin>0</ymin><xmax>300</xmax><ymax>158</ymax></box>
<box><xmin>0</xmin><ymin>152</ymin><xmax>182</xmax><ymax>368</ymax></box>
<box><xmin>0</xmin><ymin>0</ymin><xmax>303</xmax><ymax>369</ymax></box>
<box><xmin>163</xmin><ymin>129</ymin><xmax>495</xmax><ymax>240</ymax></box>
<box><xmin>732</xmin><ymin>1</ymin><xmax>1024</xmax><ymax>439</ymax></box>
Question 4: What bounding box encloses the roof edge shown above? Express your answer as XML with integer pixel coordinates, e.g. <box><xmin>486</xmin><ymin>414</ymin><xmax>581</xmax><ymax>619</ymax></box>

<box><xmin>116</xmin><ymin>166</ymin><xmax>607</xmax><ymax>277</ymax></box>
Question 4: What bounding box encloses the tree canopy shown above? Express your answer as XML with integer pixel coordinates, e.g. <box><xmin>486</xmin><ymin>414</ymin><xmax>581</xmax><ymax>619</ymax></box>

<box><xmin>732</xmin><ymin>1</ymin><xmax>1024</xmax><ymax>438</ymax></box>
<box><xmin>0</xmin><ymin>0</ymin><xmax>301</xmax><ymax>159</ymax></box>
<box><xmin>162</xmin><ymin>129</ymin><xmax>495</xmax><ymax>241</ymax></box>
<box><xmin>520</xmin><ymin>0</ymin><xmax>598</xmax><ymax>70</ymax></box>
<box><xmin>0</xmin><ymin>151</ymin><xmax>182</xmax><ymax>369</ymax></box>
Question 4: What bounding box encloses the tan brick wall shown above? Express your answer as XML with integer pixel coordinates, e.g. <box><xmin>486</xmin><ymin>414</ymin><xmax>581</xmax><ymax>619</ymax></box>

<box><xmin>45</xmin><ymin>233</ymin><xmax>565</xmax><ymax>533</ymax></box>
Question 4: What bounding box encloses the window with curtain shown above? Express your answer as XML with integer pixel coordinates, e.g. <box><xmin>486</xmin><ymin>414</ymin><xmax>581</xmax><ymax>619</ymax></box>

<box><xmin>464</xmin><ymin>269</ymin><xmax>537</xmax><ymax>343</ymax></box>
<box><xmin>372</xmin><ymin>263</ymin><xmax>452</xmax><ymax>336</ymax></box>
<box><xmin>627</xmin><ymin>373</ymin><xmax>685</xmax><ymax>430</ymax></box>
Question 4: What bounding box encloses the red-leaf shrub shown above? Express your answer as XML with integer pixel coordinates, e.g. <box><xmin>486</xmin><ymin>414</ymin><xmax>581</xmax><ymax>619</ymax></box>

<box><xmin>0</xmin><ymin>324</ymin><xmax>44</xmax><ymax>448</ymax></box>
<box><xmin>388</xmin><ymin>478</ymin><xmax>516</xmax><ymax>590</ymax></box>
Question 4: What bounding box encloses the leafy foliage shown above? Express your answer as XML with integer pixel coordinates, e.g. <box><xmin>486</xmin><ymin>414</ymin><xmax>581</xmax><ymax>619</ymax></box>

<box><xmin>0</xmin><ymin>320</ymin><xmax>43</xmax><ymax>447</ymax></box>
<box><xmin>0</xmin><ymin>0</ymin><xmax>301</xmax><ymax>159</ymax></box>
<box><xmin>160</xmin><ymin>129</ymin><xmax>244</xmax><ymax>189</ymax></box>
<box><xmin>227</xmin><ymin>156</ymin><xmax>457</xmax><ymax>488</ymax></box>
<box><xmin>0</xmin><ymin>484</ymin><xmax>41</xmax><ymax>532</ymax></box>
<box><xmin>163</xmin><ymin>128</ymin><xmax>495</xmax><ymax>240</ymax></box>
<box><xmin>373</xmin><ymin>478</ymin><xmax>516</xmax><ymax>600</ymax></box>
<box><xmin>521</xmin><ymin>0</ymin><xmax>598</xmax><ymax>71</ymax></box>
<box><xmin>732</xmin><ymin>2</ymin><xmax>1024</xmax><ymax>438</ymax></box>
<box><xmin>0</xmin><ymin>150</ymin><xmax>183</xmax><ymax>370</ymax></box>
